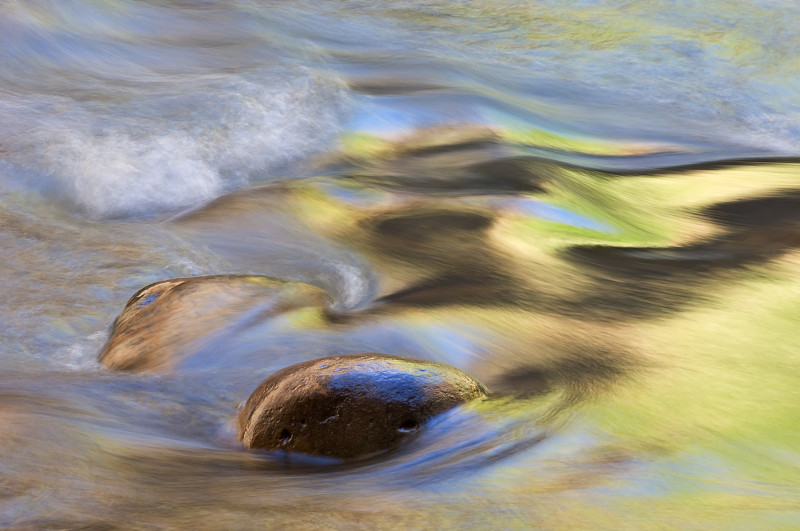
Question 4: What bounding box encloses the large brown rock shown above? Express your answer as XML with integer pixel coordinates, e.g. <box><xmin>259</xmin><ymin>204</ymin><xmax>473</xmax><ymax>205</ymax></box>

<box><xmin>98</xmin><ymin>275</ymin><xmax>330</xmax><ymax>372</ymax></box>
<box><xmin>238</xmin><ymin>354</ymin><xmax>488</xmax><ymax>458</ymax></box>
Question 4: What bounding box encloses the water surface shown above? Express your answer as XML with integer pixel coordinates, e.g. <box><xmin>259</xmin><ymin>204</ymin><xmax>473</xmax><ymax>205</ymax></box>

<box><xmin>2</xmin><ymin>1</ymin><xmax>799</xmax><ymax>528</ymax></box>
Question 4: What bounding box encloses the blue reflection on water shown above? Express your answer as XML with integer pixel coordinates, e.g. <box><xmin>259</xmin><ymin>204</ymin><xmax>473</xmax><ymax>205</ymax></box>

<box><xmin>507</xmin><ymin>197</ymin><xmax>615</xmax><ymax>232</ymax></box>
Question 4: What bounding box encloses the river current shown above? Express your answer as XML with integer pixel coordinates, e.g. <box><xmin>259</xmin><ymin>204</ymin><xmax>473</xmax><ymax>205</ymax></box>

<box><xmin>2</xmin><ymin>1</ymin><xmax>799</xmax><ymax>528</ymax></box>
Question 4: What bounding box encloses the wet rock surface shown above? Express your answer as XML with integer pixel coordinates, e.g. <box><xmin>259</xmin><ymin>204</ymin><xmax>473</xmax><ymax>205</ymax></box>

<box><xmin>98</xmin><ymin>275</ymin><xmax>330</xmax><ymax>372</ymax></box>
<box><xmin>238</xmin><ymin>354</ymin><xmax>488</xmax><ymax>458</ymax></box>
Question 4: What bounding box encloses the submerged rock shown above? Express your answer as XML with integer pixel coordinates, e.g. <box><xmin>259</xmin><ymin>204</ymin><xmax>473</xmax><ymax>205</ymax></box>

<box><xmin>98</xmin><ymin>275</ymin><xmax>330</xmax><ymax>372</ymax></box>
<box><xmin>238</xmin><ymin>354</ymin><xmax>488</xmax><ymax>458</ymax></box>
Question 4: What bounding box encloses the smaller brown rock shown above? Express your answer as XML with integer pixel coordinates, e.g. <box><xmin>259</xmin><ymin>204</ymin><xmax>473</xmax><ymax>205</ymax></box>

<box><xmin>98</xmin><ymin>275</ymin><xmax>330</xmax><ymax>372</ymax></box>
<box><xmin>238</xmin><ymin>354</ymin><xmax>488</xmax><ymax>458</ymax></box>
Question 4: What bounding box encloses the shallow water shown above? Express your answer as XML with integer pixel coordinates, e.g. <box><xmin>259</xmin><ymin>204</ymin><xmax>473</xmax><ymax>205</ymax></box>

<box><xmin>2</xmin><ymin>1</ymin><xmax>800</xmax><ymax>528</ymax></box>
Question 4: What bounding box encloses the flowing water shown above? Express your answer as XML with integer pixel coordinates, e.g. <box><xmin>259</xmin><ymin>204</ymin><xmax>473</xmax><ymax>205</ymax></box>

<box><xmin>2</xmin><ymin>0</ymin><xmax>800</xmax><ymax>528</ymax></box>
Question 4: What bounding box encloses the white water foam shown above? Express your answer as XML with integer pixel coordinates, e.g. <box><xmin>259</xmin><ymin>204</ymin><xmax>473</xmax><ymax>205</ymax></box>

<box><xmin>0</xmin><ymin>70</ymin><xmax>350</xmax><ymax>218</ymax></box>
<box><xmin>50</xmin><ymin>331</ymin><xmax>107</xmax><ymax>371</ymax></box>
<box><xmin>331</xmin><ymin>261</ymin><xmax>373</xmax><ymax>311</ymax></box>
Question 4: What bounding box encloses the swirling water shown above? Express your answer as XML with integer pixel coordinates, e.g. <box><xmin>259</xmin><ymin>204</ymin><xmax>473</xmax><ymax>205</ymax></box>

<box><xmin>2</xmin><ymin>1</ymin><xmax>800</xmax><ymax>528</ymax></box>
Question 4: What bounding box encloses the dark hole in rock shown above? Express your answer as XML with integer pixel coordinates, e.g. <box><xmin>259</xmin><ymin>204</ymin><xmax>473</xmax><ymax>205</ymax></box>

<box><xmin>299</xmin><ymin>419</ymin><xmax>307</xmax><ymax>428</ymax></box>
<box><xmin>279</xmin><ymin>429</ymin><xmax>291</xmax><ymax>445</ymax></box>
<box><xmin>398</xmin><ymin>419</ymin><xmax>419</xmax><ymax>433</ymax></box>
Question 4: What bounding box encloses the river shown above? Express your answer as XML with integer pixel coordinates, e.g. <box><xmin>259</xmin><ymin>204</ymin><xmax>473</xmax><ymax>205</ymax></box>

<box><xmin>1</xmin><ymin>1</ymin><xmax>799</xmax><ymax>528</ymax></box>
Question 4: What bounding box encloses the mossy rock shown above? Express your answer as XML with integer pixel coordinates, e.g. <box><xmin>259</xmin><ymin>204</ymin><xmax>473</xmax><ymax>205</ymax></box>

<box><xmin>99</xmin><ymin>275</ymin><xmax>330</xmax><ymax>372</ymax></box>
<box><xmin>238</xmin><ymin>354</ymin><xmax>488</xmax><ymax>458</ymax></box>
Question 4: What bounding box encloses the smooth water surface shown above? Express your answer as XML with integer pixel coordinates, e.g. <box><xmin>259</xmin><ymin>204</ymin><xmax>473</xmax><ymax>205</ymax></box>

<box><xmin>1</xmin><ymin>1</ymin><xmax>799</xmax><ymax>528</ymax></box>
